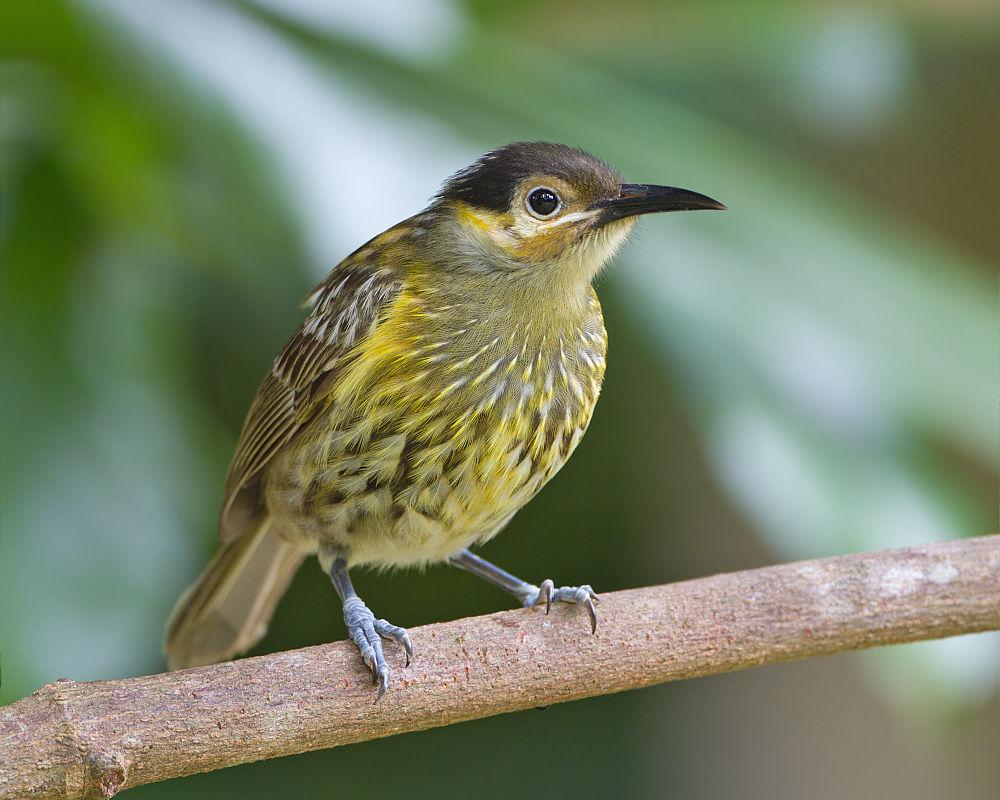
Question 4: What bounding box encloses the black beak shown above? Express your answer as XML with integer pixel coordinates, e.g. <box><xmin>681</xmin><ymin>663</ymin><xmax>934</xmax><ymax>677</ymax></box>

<box><xmin>593</xmin><ymin>183</ymin><xmax>726</xmax><ymax>225</ymax></box>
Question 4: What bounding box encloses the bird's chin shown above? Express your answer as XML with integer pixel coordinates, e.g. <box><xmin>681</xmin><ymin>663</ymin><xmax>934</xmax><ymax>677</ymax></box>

<box><xmin>583</xmin><ymin>217</ymin><xmax>636</xmax><ymax>269</ymax></box>
<box><xmin>547</xmin><ymin>218</ymin><xmax>637</xmax><ymax>285</ymax></box>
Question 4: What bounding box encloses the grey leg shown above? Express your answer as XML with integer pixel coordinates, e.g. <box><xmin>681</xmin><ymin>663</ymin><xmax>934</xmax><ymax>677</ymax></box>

<box><xmin>329</xmin><ymin>557</ymin><xmax>413</xmax><ymax>698</ymax></box>
<box><xmin>448</xmin><ymin>549</ymin><xmax>598</xmax><ymax>633</ymax></box>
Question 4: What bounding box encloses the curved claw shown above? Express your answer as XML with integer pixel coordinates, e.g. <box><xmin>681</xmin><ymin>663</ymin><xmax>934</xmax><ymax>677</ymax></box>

<box><xmin>582</xmin><ymin>592</ymin><xmax>598</xmax><ymax>634</ymax></box>
<box><xmin>375</xmin><ymin>664</ymin><xmax>390</xmax><ymax>698</ymax></box>
<box><xmin>572</xmin><ymin>584</ymin><xmax>598</xmax><ymax>633</ymax></box>
<box><xmin>375</xmin><ymin>618</ymin><xmax>414</xmax><ymax>667</ymax></box>
<box><xmin>537</xmin><ymin>579</ymin><xmax>554</xmax><ymax>614</ymax></box>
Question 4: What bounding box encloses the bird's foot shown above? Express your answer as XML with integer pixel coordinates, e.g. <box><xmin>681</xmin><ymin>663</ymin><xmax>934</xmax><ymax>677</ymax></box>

<box><xmin>342</xmin><ymin>596</ymin><xmax>413</xmax><ymax>698</ymax></box>
<box><xmin>520</xmin><ymin>580</ymin><xmax>599</xmax><ymax>634</ymax></box>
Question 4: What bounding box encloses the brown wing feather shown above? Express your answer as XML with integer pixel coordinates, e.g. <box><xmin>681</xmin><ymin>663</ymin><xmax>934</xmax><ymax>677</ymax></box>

<box><xmin>219</xmin><ymin>261</ymin><xmax>401</xmax><ymax>542</ymax></box>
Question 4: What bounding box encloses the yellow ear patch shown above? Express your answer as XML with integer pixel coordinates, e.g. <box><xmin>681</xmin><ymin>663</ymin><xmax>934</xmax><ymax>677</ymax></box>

<box><xmin>454</xmin><ymin>203</ymin><xmax>505</xmax><ymax>234</ymax></box>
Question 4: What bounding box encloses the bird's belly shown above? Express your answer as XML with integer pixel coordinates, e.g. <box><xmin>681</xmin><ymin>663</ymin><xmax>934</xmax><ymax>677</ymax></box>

<box><xmin>263</xmin><ymin>383</ymin><xmax>596</xmax><ymax>568</ymax></box>
<box><xmin>264</xmin><ymin>288</ymin><xmax>607</xmax><ymax>568</ymax></box>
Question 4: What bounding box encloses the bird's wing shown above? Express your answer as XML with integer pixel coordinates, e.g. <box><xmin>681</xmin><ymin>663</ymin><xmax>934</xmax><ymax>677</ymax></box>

<box><xmin>219</xmin><ymin>260</ymin><xmax>402</xmax><ymax>542</ymax></box>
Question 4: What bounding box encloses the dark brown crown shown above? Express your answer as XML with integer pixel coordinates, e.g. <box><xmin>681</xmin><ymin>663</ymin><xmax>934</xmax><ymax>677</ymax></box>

<box><xmin>438</xmin><ymin>142</ymin><xmax>621</xmax><ymax>213</ymax></box>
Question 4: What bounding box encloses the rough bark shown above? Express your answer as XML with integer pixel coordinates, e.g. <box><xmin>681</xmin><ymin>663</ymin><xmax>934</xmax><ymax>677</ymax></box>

<box><xmin>2</xmin><ymin>536</ymin><xmax>998</xmax><ymax>799</ymax></box>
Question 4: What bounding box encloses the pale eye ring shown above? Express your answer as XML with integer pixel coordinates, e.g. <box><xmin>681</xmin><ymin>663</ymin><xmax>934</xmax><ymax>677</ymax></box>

<box><xmin>526</xmin><ymin>186</ymin><xmax>562</xmax><ymax>219</ymax></box>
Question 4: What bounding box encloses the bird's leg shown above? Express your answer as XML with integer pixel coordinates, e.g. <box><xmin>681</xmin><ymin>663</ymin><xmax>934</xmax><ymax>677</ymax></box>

<box><xmin>448</xmin><ymin>548</ymin><xmax>598</xmax><ymax>633</ymax></box>
<box><xmin>329</xmin><ymin>557</ymin><xmax>413</xmax><ymax>697</ymax></box>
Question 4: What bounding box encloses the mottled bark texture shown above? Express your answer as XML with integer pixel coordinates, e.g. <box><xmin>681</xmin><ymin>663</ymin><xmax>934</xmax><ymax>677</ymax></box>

<box><xmin>3</xmin><ymin>536</ymin><xmax>998</xmax><ymax>799</ymax></box>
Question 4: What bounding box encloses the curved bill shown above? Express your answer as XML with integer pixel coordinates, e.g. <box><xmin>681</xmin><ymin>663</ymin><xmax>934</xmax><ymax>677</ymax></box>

<box><xmin>593</xmin><ymin>183</ymin><xmax>726</xmax><ymax>226</ymax></box>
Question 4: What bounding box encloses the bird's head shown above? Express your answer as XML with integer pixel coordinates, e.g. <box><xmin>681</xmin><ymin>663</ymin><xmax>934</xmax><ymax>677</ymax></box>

<box><xmin>431</xmin><ymin>141</ymin><xmax>724</xmax><ymax>284</ymax></box>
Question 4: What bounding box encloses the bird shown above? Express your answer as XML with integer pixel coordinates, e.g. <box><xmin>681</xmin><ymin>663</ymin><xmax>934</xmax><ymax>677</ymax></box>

<box><xmin>165</xmin><ymin>141</ymin><xmax>725</xmax><ymax>694</ymax></box>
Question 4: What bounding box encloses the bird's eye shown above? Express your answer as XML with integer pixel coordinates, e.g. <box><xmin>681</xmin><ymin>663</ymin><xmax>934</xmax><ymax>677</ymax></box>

<box><xmin>526</xmin><ymin>187</ymin><xmax>561</xmax><ymax>219</ymax></box>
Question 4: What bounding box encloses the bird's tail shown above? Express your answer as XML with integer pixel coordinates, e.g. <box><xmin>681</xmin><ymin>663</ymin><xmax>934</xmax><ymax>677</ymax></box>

<box><xmin>165</xmin><ymin>518</ymin><xmax>307</xmax><ymax>670</ymax></box>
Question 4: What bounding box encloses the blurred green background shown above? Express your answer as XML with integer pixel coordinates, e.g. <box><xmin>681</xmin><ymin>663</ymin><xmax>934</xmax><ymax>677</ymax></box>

<box><xmin>2</xmin><ymin>1</ymin><xmax>996</xmax><ymax>797</ymax></box>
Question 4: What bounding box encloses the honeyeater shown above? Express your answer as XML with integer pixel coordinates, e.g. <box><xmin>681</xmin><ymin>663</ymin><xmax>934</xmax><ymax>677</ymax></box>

<box><xmin>165</xmin><ymin>141</ymin><xmax>724</xmax><ymax>694</ymax></box>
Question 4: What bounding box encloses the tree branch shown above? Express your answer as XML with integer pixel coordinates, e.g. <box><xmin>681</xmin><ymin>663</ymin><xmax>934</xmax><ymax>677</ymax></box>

<box><xmin>3</xmin><ymin>536</ymin><xmax>998</xmax><ymax>799</ymax></box>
